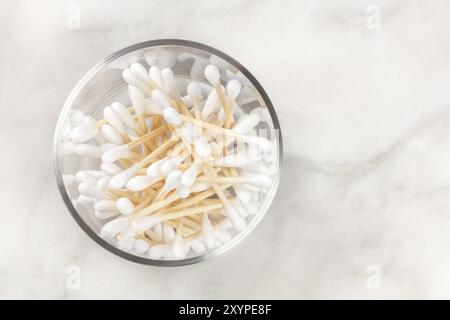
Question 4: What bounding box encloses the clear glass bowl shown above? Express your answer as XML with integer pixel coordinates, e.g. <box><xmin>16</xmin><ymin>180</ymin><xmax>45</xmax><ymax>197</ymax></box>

<box><xmin>53</xmin><ymin>39</ymin><xmax>283</xmax><ymax>266</ymax></box>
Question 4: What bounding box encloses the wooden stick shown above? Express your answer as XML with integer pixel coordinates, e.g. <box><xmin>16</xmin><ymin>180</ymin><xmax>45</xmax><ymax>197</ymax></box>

<box><xmin>196</xmin><ymin>176</ymin><xmax>252</xmax><ymax>185</ymax></box>
<box><xmin>127</xmin><ymin>124</ymin><xmax>168</xmax><ymax>149</ymax></box>
<box><xmin>158</xmin><ymin>202</ymin><xmax>223</xmax><ymax>221</ymax></box>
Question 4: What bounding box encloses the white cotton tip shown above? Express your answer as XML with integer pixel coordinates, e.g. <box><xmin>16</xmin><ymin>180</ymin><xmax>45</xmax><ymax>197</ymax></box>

<box><xmin>77</xmin><ymin>194</ymin><xmax>95</xmax><ymax>207</ymax></box>
<box><xmin>234</xmin><ymin>201</ymin><xmax>249</xmax><ymax>218</ymax></box>
<box><xmin>62</xmin><ymin>121</ymin><xmax>72</xmax><ymax>140</ymax></box>
<box><xmin>187</xmin><ymin>82</ymin><xmax>202</xmax><ymax>100</ymax></box>
<box><xmin>152</xmin><ymin>223</ymin><xmax>163</xmax><ymax>241</ymax></box>
<box><xmin>226</xmin><ymin>79</ymin><xmax>242</xmax><ymax>100</ymax></box>
<box><xmin>194</xmin><ymin>136</ymin><xmax>211</xmax><ymax>158</ymax></box>
<box><xmin>151</xmin><ymin>89</ymin><xmax>171</xmax><ymax>111</ymax></box>
<box><xmin>158</xmin><ymin>49</ymin><xmax>177</xmax><ymax>68</ymax></box>
<box><xmin>116</xmin><ymin>197</ymin><xmax>135</xmax><ymax>215</ymax></box>
<box><xmin>75</xmin><ymin>170</ymin><xmax>101</xmax><ymax>184</ymax></box>
<box><xmin>144</xmin><ymin>99</ymin><xmax>162</xmax><ymax>115</ymax></box>
<box><xmin>78</xmin><ymin>182</ymin><xmax>108</xmax><ymax>200</ymax></box>
<box><xmin>215</xmin><ymin>153</ymin><xmax>252</xmax><ymax>167</ymax></box>
<box><xmin>220</xmin><ymin>217</ymin><xmax>233</xmax><ymax>230</ymax></box>
<box><xmin>241</xmin><ymin>200</ymin><xmax>259</xmax><ymax>215</ymax></box>
<box><xmin>218</xmin><ymin>108</ymin><xmax>225</xmax><ymax>121</ymax></box>
<box><xmin>190</xmin><ymin>238</ymin><xmax>205</xmax><ymax>253</ymax></box>
<box><xmin>94</xmin><ymin>200</ymin><xmax>120</xmax><ymax>219</ymax></box>
<box><xmin>202</xmin><ymin>89</ymin><xmax>219</xmax><ymax>119</ymax></box>
<box><xmin>149</xmin><ymin>65</ymin><xmax>164</xmax><ymax>88</ymax></box>
<box><xmin>103</xmin><ymin>106</ymin><xmax>126</xmax><ymax>136</ymax></box>
<box><xmin>161</xmin><ymin>68</ymin><xmax>177</xmax><ymax>96</ymax></box>
<box><xmin>163</xmin><ymin>107</ymin><xmax>181</xmax><ymax>126</ymax></box>
<box><xmin>75</xmin><ymin>171</ymin><xmax>97</xmax><ymax>184</ymax></box>
<box><xmin>180</xmin><ymin>122</ymin><xmax>202</xmax><ymax>143</ymax></box>
<box><xmin>100</xmin><ymin>217</ymin><xmax>129</xmax><ymax>239</ymax></box>
<box><xmin>240</xmin><ymin>135</ymin><xmax>273</xmax><ymax>152</ymax></box>
<box><xmin>101</xmin><ymin>145</ymin><xmax>132</xmax><ymax>163</ymax></box>
<box><xmin>133</xmin><ymin>239</ymin><xmax>150</xmax><ymax>254</ymax></box>
<box><xmin>99</xmin><ymin>143</ymin><xmax>118</xmax><ymax>153</ymax></box>
<box><xmin>81</xmin><ymin>116</ymin><xmax>96</xmax><ymax>127</ymax></box>
<box><xmin>70</xmin><ymin>109</ymin><xmax>84</xmax><ymax>125</ymax></box>
<box><xmin>146</xmin><ymin>159</ymin><xmax>165</xmax><ymax>178</ymax></box>
<box><xmin>128</xmin><ymin>85</ymin><xmax>145</xmax><ymax>115</ymax></box>
<box><xmin>121</xmin><ymin>226</ymin><xmax>136</xmax><ymax>238</ymax></box>
<box><xmin>163</xmin><ymin>170</ymin><xmax>182</xmax><ymax>192</ymax></box>
<box><xmin>159</xmin><ymin>159</ymin><xmax>175</xmax><ymax>177</ymax></box>
<box><xmin>108</xmin><ymin>163</ymin><xmax>142</xmax><ymax>190</ymax></box>
<box><xmin>61</xmin><ymin>141</ymin><xmax>77</xmax><ymax>154</ymax></box>
<box><xmin>162</xmin><ymin>224</ymin><xmax>176</xmax><ymax>243</ymax></box>
<box><xmin>101</xmin><ymin>163</ymin><xmax>122</xmax><ymax>176</ymax></box>
<box><xmin>69</xmin><ymin>125</ymin><xmax>99</xmax><ymax>144</ymax></box>
<box><xmin>62</xmin><ymin>174</ymin><xmax>76</xmax><ymax>186</ymax></box>
<box><xmin>225</xmin><ymin>205</ymin><xmax>247</xmax><ymax>231</ymax></box>
<box><xmin>86</xmin><ymin>170</ymin><xmax>105</xmax><ymax>178</ymax></box>
<box><xmin>204</xmin><ymin>64</ymin><xmax>220</xmax><ymax>86</ymax></box>
<box><xmin>214</xmin><ymin>230</ymin><xmax>232</xmax><ymax>244</ymax></box>
<box><xmin>111</xmin><ymin>102</ymin><xmax>139</xmax><ymax>131</ymax></box>
<box><xmin>75</xmin><ymin>144</ymin><xmax>101</xmax><ymax>158</ymax></box>
<box><xmin>191</xmin><ymin>182</ymin><xmax>211</xmax><ymax>193</ymax></box>
<box><xmin>96</xmin><ymin>176</ymin><xmax>111</xmax><ymax>190</ymax></box>
<box><xmin>234</xmin><ymin>185</ymin><xmax>251</xmax><ymax>203</ymax></box>
<box><xmin>122</xmin><ymin>68</ymin><xmax>149</xmax><ymax>94</ymax></box>
<box><xmin>244</xmin><ymin>173</ymin><xmax>272</xmax><ymax>188</ymax></box>
<box><xmin>171</xmin><ymin>238</ymin><xmax>187</xmax><ymax>259</ymax></box>
<box><xmin>163</xmin><ymin>249</ymin><xmax>174</xmax><ymax>260</ymax></box>
<box><xmin>176</xmin><ymin>185</ymin><xmax>191</xmax><ymax>198</ymax></box>
<box><xmin>131</xmin><ymin>216</ymin><xmax>161</xmax><ymax>233</ymax></box>
<box><xmin>153</xmin><ymin>223</ymin><xmax>163</xmax><ymax>241</ymax></box>
<box><xmin>161</xmin><ymin>156</ymin><xmax>185</xmax><ymax>177</ymax></box>
<box><xmin>118</xmin><ymin>236</ymin><xmax>135</xmax><ymax>252</ymax></box>
<box><xmin>180</xmin><ymin>165</ymin><xmax>199</xmax><ymax>187</ymax></box>
<box><xmin>126</xmin><ymin>175</ymin><xmax>158</xmax><ymax>192</ymax></box>
<box><xmin>147</xmin><ymin>244</ymin><xmax>169</xmax><ymax>259</ymax></box>
<box><xmin>201</xmin><ymin>214</ymin><xmax>217</xmax><ymax>249</ymax></box>
<box><xmin>181</xmin><ymin>95</ymin><xmax>193</xmax><ymax>107</ymax></box>
<box><xmin>100</xmin><ymin>124</ymin><xmax>123</xmax><ymax>145</ymax></box>
<box><xmin>130</xmin><ymin>63</ymin><xmax>151</xmax><ymax>83</ymax></box>
<box><xmin>233</xmin><ymin>111</ymin><xmax>262</xmax><ymax>135</ymax></box>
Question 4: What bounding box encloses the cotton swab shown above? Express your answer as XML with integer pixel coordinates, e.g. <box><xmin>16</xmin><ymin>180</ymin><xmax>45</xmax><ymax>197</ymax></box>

<box><xmin>126</xmin><ymin>175</ymin><xmax>161</xmax><ymax>192</ymax></box>
<box><xmin>149</xmin><ymin>66</ymin><xmax>164</xmax><ymax>89</ymax></box>
<box><xmin>94</xmin><ymin>200</ymin><xmax>120</xmax><ymax>219</ymax></box>
<box><xmin>116</xmin><ymin>197</ymin><xmax>135</xmax><ymax>215</ymax></box>
<box><xmin>122</xmin><ymin>68</ymin><xmax>152</xmax><ymax>95</ymax></box>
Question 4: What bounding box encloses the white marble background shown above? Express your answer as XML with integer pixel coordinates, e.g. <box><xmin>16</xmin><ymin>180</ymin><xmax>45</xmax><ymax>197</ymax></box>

<box><xmin>1</xmin><ymin>0</ymin><xmax>450</xmax><ymax>299</ymax></box>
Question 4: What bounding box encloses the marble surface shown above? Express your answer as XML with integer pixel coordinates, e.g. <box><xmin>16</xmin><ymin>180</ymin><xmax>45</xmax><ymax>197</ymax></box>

<box><xmin>1</xmin><ymin>0</ymin><xmax>450</xmax><ymax>299</ymax></box>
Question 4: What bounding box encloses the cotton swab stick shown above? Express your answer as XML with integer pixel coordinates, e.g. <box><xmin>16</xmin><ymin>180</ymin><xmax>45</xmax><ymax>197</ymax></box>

<box><xmin>204</xmin><ymin>65</ymin><xmax>227</xmax><ymax>112</ymax></box>
<box><xmin>131</xmin><ymin>202</ymin><xmax>224</xmax><ymax>233</ymax></box>
<box><xmin>129</xmin><ymin>182</ymin><xmax>230</xmax><ymax>220</ymax></box>
<box><xmin>224</xmin><ymin>79</ymin><xmax>241</xmax><ymax>128</ymax></box>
